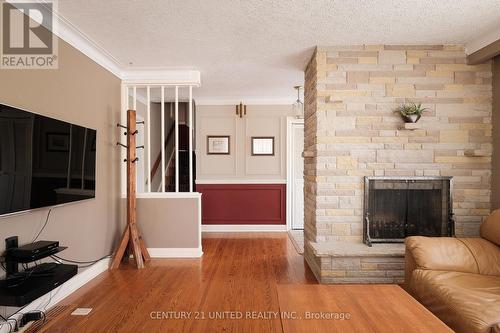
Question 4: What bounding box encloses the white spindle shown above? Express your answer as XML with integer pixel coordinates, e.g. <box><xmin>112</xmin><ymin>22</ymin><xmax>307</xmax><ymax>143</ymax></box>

<box><xmin>121</xmin><ymin>86</ymin><xmax>129</xmax><ymax>196</ymax></box>
<box><xmin>188</xmin><ymin>86</ymin><xmax>193</xmax><ymax>192</ymax></box>
<box><xmin>146</xmin><ymin>86</ymin><xmax>151</xmax><ymax>193</ymax></box>
<box><xmin>175</xmin><ymin>86</ymin><xmax>179</xmax><ymax>192</ymax></box>
<box><xmin>133</xmin><ymin>86</ymin><xmax>137</xmax><ymax>110</ymax></box>
<box><xmin>161</xmin><ymin>86</ymin><xmax>165</xmax><ymax>192</ymax></box>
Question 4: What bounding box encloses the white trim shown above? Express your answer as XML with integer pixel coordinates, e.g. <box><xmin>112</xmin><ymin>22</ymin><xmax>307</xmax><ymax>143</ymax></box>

<box><xmin>466</xmin><ymin>29</ymin><xmax>500</xmax><ymax>55</ymax></box>
<box><xmin>197</xmin><ymin>193</ymin><xmax>202</xmax><ymax>250</ymax></box>
<box><xmin>197</xmin><ymin>98</ymin><xmax>294</xmax><ymax>106</ymax></box>
<box><xmin>135</xmin><ymin>192</ymin><xmax>201</xmax><ymax>199</ymax></box>
<box><xmin>30</xmin><ymin>0</ymin><xmax>122</xmax><ymax>77</ymax></box>
<box><xmin>175</xmin><ymin>86</ymin><xmax>179</xmax><ymax>192</ymax></box>
<box><xmin>30</xmin><ymin>1</ymin><xmax>203</xmax><ymax>83</ymax></box>
<box><xmin>147</xmin><ymin>247</ymin><xmax>203</xmax><ymax>258</ymax></box>
<box><xmin>146</xmin><ymin>86</ymin><xmax>151</xmax><ymax>193</ymax></box>
<box><xmin>202</xmin><ymin>225</ymin><xmax>287</xmax><ymax>232</ymax></box>
<box><xmin>121</xmin><ymin>71</ymin><xmax>201</xmax><ymax>86</ymax></box>
<box><xmin>286</xmin><ymin>117</ymin><xmax>305</xmax><ymax>231</ymax></box>
<box><xmin>161</xmin><ymin>87</ymin><xmax>166</xmax><ymax>192</ymax></box>
<box><xmin>120</xmin><ymin>85</ymin><xmax>128</xmax><ymax>197</ymax></box>
<box><xmin>1</xmin><ymin>259</ymin><xmax>110</xmax><ymax>332</ymax></box>
<box><xmin>195</xmin><ymin>179</ymin><xmax>286</xmax><ymax>184</ymax></box>
<box><xmin>188</xmin><ymin>86</ymin><xmax>193</xmax><ymax>192</ymax></box>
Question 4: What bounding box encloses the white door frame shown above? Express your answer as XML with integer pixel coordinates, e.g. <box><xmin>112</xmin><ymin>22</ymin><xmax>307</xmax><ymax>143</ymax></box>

<box><xmin>286</xmin><ymin>117</ymin><xmax>304</xmax><ymax>231</ymax></box>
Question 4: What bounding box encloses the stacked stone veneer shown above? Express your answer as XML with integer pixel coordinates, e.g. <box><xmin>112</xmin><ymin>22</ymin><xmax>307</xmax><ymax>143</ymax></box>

<box><xmin>304</xmin><ymin>45</ymin><xmax>493</xmax><ymax>283</ymax></box>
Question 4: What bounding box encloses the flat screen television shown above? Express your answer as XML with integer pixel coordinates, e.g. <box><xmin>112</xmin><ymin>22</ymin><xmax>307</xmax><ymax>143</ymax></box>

<box><xmin>0</xmin><ymin>103</ymin><xmax>96</xmax><ymax>216</ymax></box>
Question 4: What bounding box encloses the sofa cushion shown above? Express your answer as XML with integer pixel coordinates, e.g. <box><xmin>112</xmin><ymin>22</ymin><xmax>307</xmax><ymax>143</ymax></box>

<box><xmin>405</xmin><ymin>236</ymin><xmax>479</xmax><ymax>274</ymax></box>
<box><xmin>461</xmin><ymin>238</ymin><xmax>500</xmax><ymax>276</ymax></box>
<box><xmin>481</xmin><ymin>209</ymin><xmax>500</xmax><ymax>246</ymax></box>
<box><xmin>410</xmin><ymin>269</ymin><xmax>500</xmax><ymax>333</ymax></box>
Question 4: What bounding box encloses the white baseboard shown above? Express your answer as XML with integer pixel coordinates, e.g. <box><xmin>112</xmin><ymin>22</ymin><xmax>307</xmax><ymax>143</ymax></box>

<box><xmin>202</xmin><ymin>225</ymin><xmax>287</xmax><ymax>232</ymax></box>
<box><xmin>147</xmin><ymin>247</ymin><xmax>203</xmax><ymax>258</ymax></box>
<box><xmin>0</xmin><ymin>258</ymin><xmax>110</xmax><ymax>333</ymax></box>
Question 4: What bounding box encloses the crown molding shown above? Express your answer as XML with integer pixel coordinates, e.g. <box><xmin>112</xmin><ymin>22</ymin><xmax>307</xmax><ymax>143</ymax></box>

<box><xmin>26</xmin><ymin>0</ymin><xmax>123</xmax><ymax>77</ymax></box>
<box><xmin>196</xmin><ymin>98</ymin><xmax>294</xmax><ymax>106</ymax></box>
<box><xmin>23</xmin><ymin>1</ymin><xmax>201</xmax><ymax>84</ymax></box>
<box><xmin>121</xmin><ymin>69</ymin><xmax>201</xmax><ymax>86</ymax></box>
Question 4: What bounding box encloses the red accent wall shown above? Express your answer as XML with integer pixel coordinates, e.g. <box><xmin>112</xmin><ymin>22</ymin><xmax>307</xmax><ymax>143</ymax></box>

<box><xmin>196</xmin><ymin>184</ymin><xmax>286</xmax><ymax>225</ymax></box>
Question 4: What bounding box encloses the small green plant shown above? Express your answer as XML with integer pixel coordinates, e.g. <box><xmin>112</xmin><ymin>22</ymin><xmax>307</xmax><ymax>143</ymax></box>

<box><xmin>395</xmin><ymin>103</ymin><xmax>429</xmax><ymax>122</ymax></box>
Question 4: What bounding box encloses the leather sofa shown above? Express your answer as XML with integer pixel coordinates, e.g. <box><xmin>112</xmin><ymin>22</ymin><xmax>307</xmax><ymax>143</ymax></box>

<box><xmin>405</xmin><ymin>210</ymin><xmax>500</xmax><ymax>333</ymax></box>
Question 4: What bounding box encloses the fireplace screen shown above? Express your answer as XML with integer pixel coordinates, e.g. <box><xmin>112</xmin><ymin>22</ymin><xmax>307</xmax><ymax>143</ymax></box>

<box><xmin>363</xmin><ymin>177</ymin><xmax>454</xmax><ymax>246</ymax></box>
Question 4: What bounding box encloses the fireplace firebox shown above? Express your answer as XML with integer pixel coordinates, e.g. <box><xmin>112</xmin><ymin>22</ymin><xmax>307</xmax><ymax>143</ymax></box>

<box><xmin>363</xmin><ymin>177</ymin><xmax>454</xmax><ymax>246</ymax></box>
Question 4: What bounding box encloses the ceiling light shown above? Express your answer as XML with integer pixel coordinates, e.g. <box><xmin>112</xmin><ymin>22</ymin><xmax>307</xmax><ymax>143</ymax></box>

<box><xmin>292</xmin><ymin>86</ymin><xmax>304</xmax><ymax>119</ymax></box>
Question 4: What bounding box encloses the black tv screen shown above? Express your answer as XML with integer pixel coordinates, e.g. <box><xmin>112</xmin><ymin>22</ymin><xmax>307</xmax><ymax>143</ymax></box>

<box><xmin>0</xmin><ymin>104</ymin><xmax>96</xmax><ymax>216</ymax></box>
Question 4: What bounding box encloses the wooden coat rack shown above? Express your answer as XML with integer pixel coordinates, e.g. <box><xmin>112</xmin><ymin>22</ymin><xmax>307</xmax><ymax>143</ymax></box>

<box><xmin>111</xmin><ymin>110</ymin><xmax>150</xmax><ymax>269</ymax></box>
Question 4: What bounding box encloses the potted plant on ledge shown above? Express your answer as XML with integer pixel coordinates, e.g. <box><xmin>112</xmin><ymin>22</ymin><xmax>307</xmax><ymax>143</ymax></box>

<box><xmin>395</xmin><ymin>103</ymin><xmax>428</xmax><ymax>123</ymax></box>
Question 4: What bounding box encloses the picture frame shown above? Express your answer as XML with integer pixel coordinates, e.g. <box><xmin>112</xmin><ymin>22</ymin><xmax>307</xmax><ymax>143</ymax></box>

<box><xmin>251</xmin><ymin>137</ymin><xmax>274</xmax><ymax>156</ymax></box>
<box><xmin>46</xmin><ymin>133</ymin><xmax>70</xmax><ymax>152</ymax></box>
<box><xmin>207</xmin><ymin>135</ymin><xmax>230</xmax><ymax>155</ymax></box>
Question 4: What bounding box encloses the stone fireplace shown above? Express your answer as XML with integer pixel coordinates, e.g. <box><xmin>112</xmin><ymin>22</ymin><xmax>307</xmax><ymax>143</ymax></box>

<box><xmin>303</xmin><ymin>44</ymin><xmax>492</xmax><ymax>284</ymax></box>
<box><xmin>364</xmin><ymin>177</ymin><xmax>453</xmax><ymax>246</ymax></box>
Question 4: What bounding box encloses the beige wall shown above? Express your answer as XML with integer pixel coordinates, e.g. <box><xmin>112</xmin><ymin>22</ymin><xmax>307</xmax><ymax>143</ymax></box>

<box><xmin>304</xmin><ymin>45</ymin><xmax>493</xmax><ymax>248</ymax></box>
<box><xmin>196</xmin><ymin>105</ymin><xmax>294</xmax><ymax>182</ymax></box>
<box><xmin>136</xmin><ymin>197</ymin><xmax>200</xmax><ymax>249</ymax></box>
<box><xmin>0</xmin><ymin>39</ymin><xmax>121</xmax><ymax>263</ymax></box>
<box><xmin>493</xmin><ymin>56</ymin><xmax>500</xmax><ymax>209</ymax></box>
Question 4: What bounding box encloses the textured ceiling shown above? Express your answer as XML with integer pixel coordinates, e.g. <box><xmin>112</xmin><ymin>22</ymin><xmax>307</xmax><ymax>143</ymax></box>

<box><xmin>58</xmin><ymin>0</ymin><xmax>500</xmax><ymax>103</ymax></box>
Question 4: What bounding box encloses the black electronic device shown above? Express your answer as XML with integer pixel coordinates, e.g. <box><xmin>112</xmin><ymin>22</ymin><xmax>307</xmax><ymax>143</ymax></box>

<box><xmin>1</xmin><ymin>237</ymin><xmax>78</xmax><ymax>306</ymax></box>
<box><xmin>0</xmin><ymin>103</ymin><xmax>97</xmax><ymax>217</ymax></box>
<box><xmin>5</xmin><ymin>236</ymin><xmax>18</xmax><ymax>275</ymax></box>
<box><xmin>9</xmin><ymin>240</ymin><xmax>62</xmax><ymax>261</ymax></box>
<box><xmin>0</xmin><ymin>263</ymin><xmax>77</xmax><ymax>306</ymax></box>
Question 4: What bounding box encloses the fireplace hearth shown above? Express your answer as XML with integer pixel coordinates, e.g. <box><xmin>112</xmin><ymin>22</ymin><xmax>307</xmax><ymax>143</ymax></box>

<box><xmin>363</xmin><ymin>177</ymin><xmax>454</xmax><ymax>246</ymax></box>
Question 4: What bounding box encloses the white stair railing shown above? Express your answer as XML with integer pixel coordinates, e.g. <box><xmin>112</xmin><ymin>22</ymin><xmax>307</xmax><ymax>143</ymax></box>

<box><xmin>157</xmin><ymin>149</ymin><xmax>176</xmax><ymax>192</ymax></box>
<box><xmin>120</xmin><ymin>77</ymin><xmax>199</xmax><ymax>195</ymax></box>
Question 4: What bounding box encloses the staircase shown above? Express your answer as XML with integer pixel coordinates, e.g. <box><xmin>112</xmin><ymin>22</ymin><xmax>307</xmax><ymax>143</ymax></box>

<box><xmin>165</xmin><ymin>151</ymin><xmax>196</xmax><ymax>192</ymax></box>
<box><xmin>149</xmin><ymin>101</ymin><xmax>196</xmax><ymax>192</ymax></box>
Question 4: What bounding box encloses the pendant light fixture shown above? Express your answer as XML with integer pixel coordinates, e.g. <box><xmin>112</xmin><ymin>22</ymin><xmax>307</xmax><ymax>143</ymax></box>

<box><xmin>292</xmin><ymin>85</ymin><xmax>304</xmax><ymax>119</ymax></box>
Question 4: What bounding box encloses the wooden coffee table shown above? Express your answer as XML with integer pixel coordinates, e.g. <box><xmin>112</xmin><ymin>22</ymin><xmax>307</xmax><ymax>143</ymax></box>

<box><xmin>277</xmin><ymin>284</ymin><xmax>452</xmax><ymax>332</ymax></box>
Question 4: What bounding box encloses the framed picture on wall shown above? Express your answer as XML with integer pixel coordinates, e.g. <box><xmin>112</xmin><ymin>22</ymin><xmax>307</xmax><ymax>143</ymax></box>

<box><xmin>46</xmin><ymin>133</ymin><xmax>70</xmax><ymax>152</ymax></box>
<box><xmin>251</xmin><ymin>137</ymin><xmax>274</xmax><ymax>156</ymax></box>
<box><xmin>207</xmin><ymin>135</ymin><xmax>230</xmax><ymax>155</ymax></box>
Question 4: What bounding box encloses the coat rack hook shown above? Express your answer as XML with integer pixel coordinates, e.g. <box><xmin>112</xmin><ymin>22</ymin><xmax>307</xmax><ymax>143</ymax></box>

<box><xmin>136</xmin><ymin>145</ymin><xmax>144</xmax><ymax>149</ymax></box>
<box><xmin>117</xmin><ymin>124</ymin><xmax>127</xmax><ymax>129</ymax></box>
<box><xmin>116</xmin><ymin>143</ymin><xmax>128</xmax><ymax>148</ymax></box>
<box><xmin>136</xmin><ymin>121</ymin><xmax>145</xmax><ymax>125</ymax></box>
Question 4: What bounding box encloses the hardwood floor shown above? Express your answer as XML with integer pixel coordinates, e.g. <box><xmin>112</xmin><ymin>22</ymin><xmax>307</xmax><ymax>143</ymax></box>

<box><xmin>35</xmin><ymin>233</ymin><xmax>450</xmax><ymax>333</ymax></box>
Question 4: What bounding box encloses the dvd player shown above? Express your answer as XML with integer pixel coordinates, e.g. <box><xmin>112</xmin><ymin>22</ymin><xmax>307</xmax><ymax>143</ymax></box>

<box><xmin>10</xmin><ymin>240</ymin><xmax>60</xmax><ymax>260</ymax></box>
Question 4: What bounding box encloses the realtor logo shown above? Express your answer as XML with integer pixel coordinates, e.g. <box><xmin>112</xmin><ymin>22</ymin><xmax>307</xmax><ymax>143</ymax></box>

<box><xmin>1</xmin><ymin>0</ymin><xmax>58</xmax><ymax>69</ymax></box>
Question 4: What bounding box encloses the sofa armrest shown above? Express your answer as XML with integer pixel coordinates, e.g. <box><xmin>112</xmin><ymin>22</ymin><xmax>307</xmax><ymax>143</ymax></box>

<box><xmin>405</xmin><ymin>236</ymin><xmax>479</xmax><ymax>274</ymax></box>
<box><xmin>404</xmin><ymin>248</ymin><xmax>417</xmax><ymax>291</ymax></box>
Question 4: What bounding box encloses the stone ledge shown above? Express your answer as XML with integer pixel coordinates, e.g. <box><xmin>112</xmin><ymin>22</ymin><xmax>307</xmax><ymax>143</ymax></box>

<box><xmin>305</xmin><ymin>240</ymin><xmax>406</xmax><ymax>284</ymax></box>
<box><xmin>311</xmin><ymin>241</ymin><xmax>405</xmax><ymax>258</ymax></box>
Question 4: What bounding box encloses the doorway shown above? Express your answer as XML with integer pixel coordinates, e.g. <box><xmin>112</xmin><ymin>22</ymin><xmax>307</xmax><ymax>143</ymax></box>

<box><xmin>287</xmin><ymin>118</ymin><xmax>304</xmax><ymax>230</ymax></box>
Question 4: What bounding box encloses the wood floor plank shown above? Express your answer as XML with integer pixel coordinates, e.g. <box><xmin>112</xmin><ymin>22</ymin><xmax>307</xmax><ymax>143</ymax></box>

<box><xmin>276</xmin><ymin>284</ymin><xmax>453</xmax><ymax>333</ymax></box>
<box><xmin>34</xmin><ymin>233</ymin><xmax>450</xmax><ymax>333</ymax></box>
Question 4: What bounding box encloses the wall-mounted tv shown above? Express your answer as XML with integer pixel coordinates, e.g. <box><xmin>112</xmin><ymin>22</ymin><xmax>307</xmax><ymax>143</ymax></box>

<box><xmin>0</xmin><ymin>103</ymin><xmax>96</xmax><ymax>216</ymax></box>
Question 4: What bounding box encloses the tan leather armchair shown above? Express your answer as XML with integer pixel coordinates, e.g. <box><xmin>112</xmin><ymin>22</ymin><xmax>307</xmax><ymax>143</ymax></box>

<box><xmin>405</xmin><ymin>210</ymin><xmax>500</xmax><ymax>333</ymax></box>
